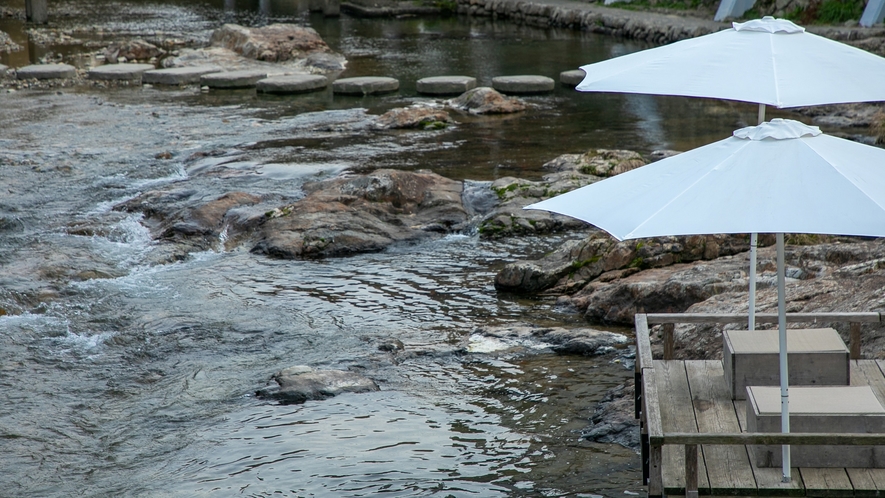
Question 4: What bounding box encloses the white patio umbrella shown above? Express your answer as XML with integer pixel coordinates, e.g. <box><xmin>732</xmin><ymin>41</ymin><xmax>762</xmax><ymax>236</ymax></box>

<box><xmin>526</xmin><ymin>119</ymin><xmax>885</xmax><ymax>480</ymax></box>
<box><xmin>576</xmin><ymin>16</ymin><xmax>885</xmax><ymax>337</ymax></box>
<box><xmin>576</xmin><ymin>17</ymin><xmax>885</xmax><ymax>109</ymax></box>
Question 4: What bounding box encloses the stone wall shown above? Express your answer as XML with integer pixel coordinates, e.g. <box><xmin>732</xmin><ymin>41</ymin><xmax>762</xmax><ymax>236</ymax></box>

<box><xmin>456</xmin><ymin>0</ymin><xmax>724</xmax><ymax>44</ymax></box>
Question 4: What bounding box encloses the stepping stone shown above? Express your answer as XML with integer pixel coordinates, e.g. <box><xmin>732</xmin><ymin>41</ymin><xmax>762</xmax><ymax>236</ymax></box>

<box><xmin>142</xmin><ymin>65</ymin><xmax>222</xmax><ymax>85</ymax></box>
<box><xmin>491</xmin><ymin>75</ymin><xmax>555</xmax><ymax>94</ymax></box>
<box><xmin>0</xmin><ymin>64</ymin><xmax>8</xmax><ymax>75</ymax></box>
<box><xmin>416</xmin><ymin>75</ymin><xmax>477</xmax><ymax>95</ymax></box>
<box><xmin>201</xmin><ymin>70</ymin><xmax>268</xmax><ymax>89</ymax></box>
<box><xmin>332</xmin><ymin>76</ymin><xmax>399</xmax><ymax>96</ymax></box>
<box><xmin>560</xmin><ymin>69</ymin><xmax>586</xmax><ymax>87</ymax></box>
<box><xmin>16</xmin><ymin>63</ymin><xmax>77</xmax><ymax>80</ymax></box>
<box><xmin>256</xmin><ymin>74</ymin><xmax>328</xmax><ymax>94</ymax></box>
<box><xmin>88</xmin><ymin>63</ymin><xmax>155</xmax><ymax>81</ymax></box>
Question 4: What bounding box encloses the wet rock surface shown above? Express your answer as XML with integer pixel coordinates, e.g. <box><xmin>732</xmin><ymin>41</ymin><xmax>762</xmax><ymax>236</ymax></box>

<box><xmin>209</xmin><ymin>23</ymin><xmax>338</xmax><ymax>64</ymax></box>
<box><xmin>257</xmin><ymin>365</ymin><xmax>380</xmax><ymax>404</ymax></box>
<box><xmin>582</xmin><ymin>383</ymin><xmax>639</xmax><ymax>451</ymax></box>
<box><xmin>478</xmin><ymin>149</ymin><xmax>646</xmax><ymax>239</ymax></box>
<box><xmin>470</xmin><ymin>323</ymin><xmax>629</xmax><ymax>356</ymax></box>
<box><xmin>374</xmin><ymin>105</ymin><xmax>452</xmax><ymax>129</ymax></box>
<box><xmin>447</xmin><ymin>87</ymin><xmax>528</xmax><ymax>114</ymax></box>
<box><xmin>252</xmin><ymin>169</ymin><xmax>468</xmax><ymax>258</ymax></box>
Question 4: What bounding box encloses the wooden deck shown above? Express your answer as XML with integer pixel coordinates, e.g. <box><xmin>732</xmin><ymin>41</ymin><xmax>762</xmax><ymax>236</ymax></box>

<box><xmin>655</xmin><ymin>358</ymin><xmax>885</xmax><ymax>497</ymax></box>
<box><xmin>635</xmin><ymin>312</ymin><xmax>885</xmax><ymax>497</ymax></box>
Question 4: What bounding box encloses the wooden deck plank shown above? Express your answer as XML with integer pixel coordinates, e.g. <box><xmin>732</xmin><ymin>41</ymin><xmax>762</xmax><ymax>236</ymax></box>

<box><xmin>654</xmin><ymin>360</ymin><xmax>711</xmax><ymax>495</ymax></box>
<box><xmin>800</xmin><ymin>468</ymin><xmax>854</xmax><ymax>498</ymax></box>
<box><xmin>684</xmin><ymin>360</ymin><xmax>758</xmax><ymax>495</ymax></box>
<box><xmin>734</xmin><ymin>400</ymin><xmax>805</xmax><ymax>496</ymax></box>
<box><xmin>848</xmin><ymin>360</ymin><xmax>885</xmax><ymax>496</ymax></box>
<box><xmin>846</xmin><ymin>468</ymin><xmax>885</xmax><ymax>497</ymax></box>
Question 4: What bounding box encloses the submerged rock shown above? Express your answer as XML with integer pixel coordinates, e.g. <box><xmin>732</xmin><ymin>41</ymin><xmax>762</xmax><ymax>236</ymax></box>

<box><xmin>470</xmin><ymin>323</ymin><xmax>627</xmax><ymax>355</ymax></box>
<box><xmin>116</xmin><ymin>189</ymin><xmax>265</xmax><ymax>250</ymax></box>
<box><xmin>257</xmin><ymin>365</ymin><xmax>380</xmax><ymax>404</ymax></box>
<box><xmin>582</xmin><ymin>383</ymin><xmax>639</xmax><ymax>451</ymax></box>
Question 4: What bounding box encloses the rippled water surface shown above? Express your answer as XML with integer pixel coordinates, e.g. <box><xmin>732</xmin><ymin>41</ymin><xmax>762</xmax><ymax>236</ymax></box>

<box><xmin>0</xmin><ymin>1</ymin><xmax>842</xmax><ymax>495</ymax></box>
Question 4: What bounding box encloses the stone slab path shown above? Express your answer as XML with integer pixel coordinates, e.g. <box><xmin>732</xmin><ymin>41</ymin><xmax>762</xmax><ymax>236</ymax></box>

<box><xmin>256</xmin><ymin>74</ymin><xmax>329</xmax><ymax>94</ymax></box>
<box><xmin>332</xmin><ymin>76</ymin><xmax>399</xmax><ymax>95</ymax></box>
<box><xmin>201</xmin><ymin>70</ymin><xmax>268</xmax><ymax>89</ymax></box>
<box><xmin>416</xmin><ymin>76</ymin><xmax>477</xmax><ymax>95</ymax></box>
<box><xmin>17</xmin><ymin>63</ymin><xmax>77</xmax><ymax>80</ymax></box>
<box><xmin>491</xmin><ymin>75</ymin><xmax>555</xmax><ymax>94</ymax></box>
<box><xmin>88</xmin><ymin>63</ymin><xmax>155</xmax><ymax>81</ymax></box>
<box><xmin>142</xmin><ymin>65</ymin><xmax>223</xmax><ymax>85</ymax></box>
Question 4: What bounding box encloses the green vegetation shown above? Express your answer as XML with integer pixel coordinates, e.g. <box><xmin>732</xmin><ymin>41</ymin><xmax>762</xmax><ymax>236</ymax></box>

<box><xmin>628</xmin><ymin>256</ymin><xmax>646</xmax><ymax>269</ymax></box>
<box><xmin>493</xmin><ymin>183</ymin><xmax>519</xmax><ymax>200</ymax></box>
<box><xmin>783</xmin><ymin>0</ymin><xmax>864</xmax><ymax>24</ymax></box>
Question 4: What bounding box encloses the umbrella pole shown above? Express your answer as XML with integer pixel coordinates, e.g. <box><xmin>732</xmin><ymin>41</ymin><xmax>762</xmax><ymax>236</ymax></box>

<box><xmin>777</xmin><ymin>232</ymin><xmax>791</xmax><ymax>482</ymax></box>
<box><xmin>749</xmin><ymin>233</ymin><xmax>757</xmax><ymax>330</ymax></box>
<box><xmin>748</xmin><ymin>104</ymin><xmax>765</xmax><ymax>331</ymax></box>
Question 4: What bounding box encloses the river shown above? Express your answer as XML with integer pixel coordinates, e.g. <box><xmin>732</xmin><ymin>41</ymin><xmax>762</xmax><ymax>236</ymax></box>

<box><xmin>0</xmin><ymin>1</ymin><xmax>839</xmax><ymax>496</ymax></box>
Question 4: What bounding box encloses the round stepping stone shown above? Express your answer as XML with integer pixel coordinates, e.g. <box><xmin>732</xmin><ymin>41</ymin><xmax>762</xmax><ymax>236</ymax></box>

<box><xmin>491</xmin><ymin>75</ymin><xmax>555</xmax><ymax>95</ymax></box>
<box><xmin>142</xmin><ymin>65</ymin><xmax>222</xmax><ymax>85</ymax></box>
<box><xmin>256</xmin><ymin>74</ymin><xmax>328</xmax><ymax>94</ymax></box>
<box><xmin>416</xmin><ymin>76</ymin><xmax>477</xmax><ymax>95</ymax></box>
<box><xmin>88</xmin><ymin>63</ymin><xmax>156</xmax><ymax>81</ymax></box>
<box><xmin>201</xmin><ymin>70</ymin><xmax>268</xmax><ymax>89</ymax></box>
<box><xmin>332</xmin><ymin>76</ymin><xmax>399</xmax><ymax>96</ymax></box>
<box><xmin>560</xmin><ymin>69</ymin><xmax>586</xmax><ymax>87</ymax></box>
<box><xmin>16</xmin><ymin>63</ymin><xmax>77</xmax><ymax>80</ymax></box>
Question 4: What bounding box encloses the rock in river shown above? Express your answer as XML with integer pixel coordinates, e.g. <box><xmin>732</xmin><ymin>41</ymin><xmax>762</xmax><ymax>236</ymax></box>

<box><xmin>209</xmin><ymin>23</ymin><xmax>342</xmax><ymax>65</ymax></box>
<box><xmin>252</xmin><ymin>169</ymin><xmax>468</xmax><ymax>259</ymax></box>
<box><xmin>447</xmin><ymin>87</ymin><xmax>527</xmax><ymax>115</ymax></box>
<box><xmin>257</xmin><ymin>365</ymin><xmax>380</xmax><ymax>404</ymax></box>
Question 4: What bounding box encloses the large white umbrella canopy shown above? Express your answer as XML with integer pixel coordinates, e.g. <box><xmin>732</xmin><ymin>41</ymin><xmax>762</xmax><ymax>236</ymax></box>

<box><xmin>527</xmin><ymin>119</ymin><xmax>885</xmax><ymax>238</ymax></box>
<box><xmin>526</xmin><ymin>119</ymin><xmax>885</xmax><ymax>480</ymax></box>
<box><xmin>576</xmin><ymin>17</ymin><xmax>885</xmax><ymax>109</ymax></box>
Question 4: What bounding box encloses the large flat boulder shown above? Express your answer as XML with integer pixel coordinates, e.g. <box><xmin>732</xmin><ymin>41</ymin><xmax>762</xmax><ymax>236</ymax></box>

<box><xmin>210</xmin><ymin>23</ymin><xmax>339</xmax><ymax>64</ymax></box>
<box><xmin>252</xmin><ymin>169</ymin><xmax>468</xmax><ymax>259</ymax></box>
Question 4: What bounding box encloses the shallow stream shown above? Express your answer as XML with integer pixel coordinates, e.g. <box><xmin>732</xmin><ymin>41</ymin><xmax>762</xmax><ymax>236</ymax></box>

<box><xmin>0</xmin><ymin>1</ymin><xmax>850</xmax><ymax>495</ymax></box>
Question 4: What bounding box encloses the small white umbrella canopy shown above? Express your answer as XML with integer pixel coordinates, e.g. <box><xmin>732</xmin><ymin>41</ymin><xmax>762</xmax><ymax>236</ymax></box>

<box><xmin>526</xmin><ymin>119</ymin><xmax>885</xmax><ymax>479</ymax></box>
<box><xmin>576</xmin><ymin>17</ymin><xmax>885</xmax><ymax>109</ymax></box>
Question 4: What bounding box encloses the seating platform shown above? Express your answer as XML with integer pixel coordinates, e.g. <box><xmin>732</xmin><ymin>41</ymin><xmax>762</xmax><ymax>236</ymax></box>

<box><xmin>747</xmin><ymin>385</ymin><xmax>885</xmax><ymax>468</ymax></box>
<box><xmin>723</xmin><ymin>328</ymin><xmax>850</xmax><ymax>400</ymax></box>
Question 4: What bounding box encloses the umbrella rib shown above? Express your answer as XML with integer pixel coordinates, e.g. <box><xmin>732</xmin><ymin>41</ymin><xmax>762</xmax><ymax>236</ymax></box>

<box><xmin>769</xmin><ymin>35</ymin><xmax>783</xmax><ymax>109</ymax></box>
<box><xmin>807</xmin><ymin>141</ymin><xmax>885</xmax><ymax>214</ymax></box>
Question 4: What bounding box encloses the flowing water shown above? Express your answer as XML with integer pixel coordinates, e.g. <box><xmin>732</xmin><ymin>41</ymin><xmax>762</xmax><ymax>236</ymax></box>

<box><xmin>0</xmin><ymin>1</ymin><xmax>856</xmax><ymax>496</ymax></box>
